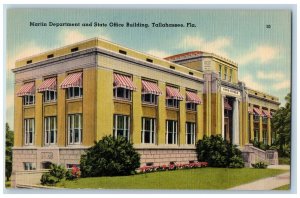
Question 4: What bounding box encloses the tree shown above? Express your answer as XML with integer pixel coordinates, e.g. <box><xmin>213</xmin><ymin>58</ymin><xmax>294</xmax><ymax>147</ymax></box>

<box><xmin>271</xmin><ymin>93</ymin><xmax>291</xmax><ymax>157</ymax></box>
<box><xmin>80</xmin><ymin>135</ymin><xmax>140</xmax><ymax>177</ymax></box>
<box><xmin>5</xmin><ymin>123</ymin><xmax>14</xmax><ymax>181</ymax></box>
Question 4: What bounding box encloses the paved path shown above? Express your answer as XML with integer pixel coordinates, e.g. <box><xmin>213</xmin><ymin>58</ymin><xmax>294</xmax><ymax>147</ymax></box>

<box><xmin>228</xmin><ymin>169</ymin><xmax>290</xmax><ymax>190</ymax></box>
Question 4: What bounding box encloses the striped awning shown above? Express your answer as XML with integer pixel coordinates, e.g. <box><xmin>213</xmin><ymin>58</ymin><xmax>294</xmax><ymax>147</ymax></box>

<box><xmin>166</xmin><ymin>86</ymin><xmax>184</xmax><ymax>100</ymax></box>
<box><xmin>16</xmin><ymin>82</ymin><xmax>35</xmax><ymax>97</ymax></box>
<box><xmin>248</xmin><ymin>107</ymin><xmax>253</xmax><ymax>114</ymax></box>
<box><xmin>224</xmin><ymin>100</ymin><xmax>232</xmax><ymax>110</ymax></box>
<box><xmin>186</xmin><ymin>91</ymin><xmax>202</xmax><ymax>104</ymax></box>
<box><xmin>37</xmin><ymin>77</ymin><xmax>57</xmax><ymax>92</ymax></box>
<box><xmin>142</xmin><ymin>80</ymin><xmax>162</xmax><ymax>95</ymax></box>
<box><xmin>60</xmin><ymin>72</ymin><xmax>82</xmax><ymax>89</ymax></box>
<box><xmin>113</xmin><ymin>73</ymin><xmax>137</xmax><ymax>91</ymax></box>
<box><xmin>253</xmin><ymin>107</ymin><xmax>263</xmax><ymax>116</ymax></box>
<box><xmin>262</xmin><ymin>109</ymin><xmax>272</xmax><ymax>118</ymax></box>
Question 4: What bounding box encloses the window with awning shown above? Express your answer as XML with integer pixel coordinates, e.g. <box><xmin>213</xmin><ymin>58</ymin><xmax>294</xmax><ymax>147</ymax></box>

<box><xmin>142</xmin><ymin>80</ymin><xmax>162</xmax><ymax>95</ymax></box>
<box><xmin>166</xmin><ymin>86</ymin><xmax>184</xmax><ymax>100</ymax></box>
<box><xmin>253</xmin><ymin>107</ymin><xmax>263</xmax><ymax>116</ymax></box>
<box><xmin>186</xmin><ymin>91</ymin><xmax>202</xmax><ymax>104</ymax></box>
<box><xmin>262</xmin><ymin>109</ymin><xmax>272</xmax><ymax>118</ymax></box>
<box><xmin>113</xmin><ymin>73</ymin><xmax>137</xmax><ymax>91</ymax></box>
<box><xmin>16</xmin><ymin>82</ymin><xmax>35</xmax><ymax>97</ymax></box>
<box><xmin>60</xmin><ymin>72</ymin><xmax>82</xmax><ymax>89</ymax></box>
<box><xmin>37</xmin><ymin>77</ymin><xmax>57</xmax><ymax>92</ymax></box>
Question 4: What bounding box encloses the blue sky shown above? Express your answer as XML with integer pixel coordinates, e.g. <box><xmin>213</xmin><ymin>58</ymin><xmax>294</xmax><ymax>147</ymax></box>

<box><xmin>5</xmin><ymin>8</ymin><xmax>291</xmax><ymax>129</ymax></box>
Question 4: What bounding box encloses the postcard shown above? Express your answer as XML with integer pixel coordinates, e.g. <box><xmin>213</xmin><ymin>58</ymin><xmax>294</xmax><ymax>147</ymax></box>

<box><xmin>4</xmin><ymin>6</ymin><xmax>292</xmax><ymax>191</ymax></box>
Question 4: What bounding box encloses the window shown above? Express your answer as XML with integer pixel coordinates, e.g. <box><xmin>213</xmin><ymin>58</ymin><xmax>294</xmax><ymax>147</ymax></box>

<box><xmin>26</xmin><ymin>60</ymin><xmax>32</xmax><ymax>64</ymax></box>
<box><xmin>71</xmin><ymin>47</ymin><xmax>79</xmax><ymax>52</ymax></box>
<box><xmin>219</xmin><ymin>65</ymin><xmax>222</xmax><ymax>78</ymax></box>
<box><xmin>119</xmin><ymin>50</ymin><xmax>127</xmax><ymax>55</ymax></box>
<box><xmin>166</xmin><ymin>99</ymin><xmax>179</xmax><ymax>108</ymax></box>
<box><xmin>141</xmin><ymin>118</ymin><xmax>156</xmax><ymax>144</ymax></box>
<box><xmin>113</xmin><ymin>115</ymin><xmax>130</xmax><ymax>141</ymax></box>
<box><xmin>189</xmin><ymin>72</ymin><xmax>193</xmax><ymax>75</ymax></box>
<box><xmin>142</xmin><ymin>94</ymin><xmax>157</xmax><ymax>105</ymax></box>
<box><xmin>224</xmin><ymin>67</ymin><xmax>227</xmax><ymax>80</ymax></box>
<box><xmin>166</xmin><ymin>120</ymin><xmax>178</xmax><ymax>144</ymax></box>
<box><xmin>24</xmin><ymin>95</ymin><xmax>35</xmax><ymax>105</ymax></box>
<box><xmin>24</xmin><ymin>119</ymin><xmax>35</xmax><ymax>145</ymax></box>
<box><xmin>254</xmin><ymin>129</ymin><xmax>259</xmax><ymax>142</ymax></box>
<box><xmin>44</xmin><ymin>90</ymin><xmax>57</xmax><ymax>102</ymax></box>
<box><xmin>67</xmin><ymin>87</ymin><xmax>83</xmax><ymax>99</ymax></box>
<box><xmin>186</xmin><ymin>103</ymin><xmax>196</xmax><ymax>111</ymax></box>
<box><xmin>23</xmin><ymin>162</ymin><xmax>36</xmax><ymax>170</ymax></box>
<box><xmin>41</xmin><ymin>161</ymin><xmax>52</xmax><ymax>169</ymax></box>
<box><xmin>44</xmin><ymin>117</ymin><xmax>57</xmax><ymax>145</ymax></box>
<box><xmin>263</xmin><ymin>131</ymin><xmax>268</xmax><ymax>145</ymax></box>
<box><xmin>229</xmin><ymin>69</ymin><xmax>232</xmax><ymax>82</ymax></box>
<box><xmin>186</xmin><ymin>122</ymin><xmax>196</xmax><ymax>144</ymax></box>
<box><xmin>170</xmin><ymin>66</ymin><xmax>175</xmax><ymax>70</ymax></box>
<box><xmin>262</xmin><ymin>116</ymin><xmax>268</xmax><ymax>124</ymax></box>
<box><xmin>47</xmin><ymin>54</ymin><xmax>54</xmax><ymax>59</ymax></box>
<box><xmin>146</xmin><ymin>58</ymin><xmax>153</xmax><ymax>63</ymax></box>
<box><xmin>68</xmin><ymin>114</ymin><xmax>82</xmax><ymax>144</ymax></box>
<box><xmin>254</xmin><ymin>115</ymin><xmax>260</xmax><ymax>122</ymax></box>
<box><xmin>113</xmin><ymin>88</ymin><xmax>131</xmax><ymax>100</ymax></box>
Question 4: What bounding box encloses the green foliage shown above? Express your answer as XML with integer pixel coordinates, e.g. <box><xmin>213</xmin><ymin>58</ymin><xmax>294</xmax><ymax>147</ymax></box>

<box><xmin>271</xmin><ymin>93</ymin><xmax>291</xmax><ymax>158</ymax></box>
<box><xmin>5</xmin><ymin>123</ymin><xmax>14</xmax><ymax>181</ymax></box>
<box><xmin>196</xmin><ymin>135</ymin><xmax>244</xmax><ymax>168</ymax></box>
<box><xmin>80</xmin><ymin>135</ymin><xmax>140</xmax><ymax>177</ymax></box>
<box><xmin>40</xmin><ymin>173</ymin><xmax>59</xmax><ymax>185</ymax></box>
<box><xmin>49</xmin><ymin>164</ymin><xmax>67</xmax><ymax>180</ymax></box>
<box><xmin>40</xmin><ymin>164</ymin><xmax>67</xmax><ymax>185</ymax></box>
<box><xmin>250</xmin><ymin>140</ymin><xmax>270</xmax><ymax>151</ymax></box>
<box><xmin>251</xmin><ymin>161</ymin><xmax>268</xmax><ymax>169</ymax></box>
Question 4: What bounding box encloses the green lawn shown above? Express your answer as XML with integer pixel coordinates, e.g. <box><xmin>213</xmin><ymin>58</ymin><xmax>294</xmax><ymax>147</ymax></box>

<box><xmin>279</xmin><ymin>157</ymin><xmax>290</xmax><ymax>165</ymax></box>
<box><xmin>57</xmin><ymin>168</ymin><xmax>287</xmax><ymax>189</ymax></box>
<box><xmin>273</xmin><ymin>184</ymin><xmax>290</xmax><ymax>190</ymax></box>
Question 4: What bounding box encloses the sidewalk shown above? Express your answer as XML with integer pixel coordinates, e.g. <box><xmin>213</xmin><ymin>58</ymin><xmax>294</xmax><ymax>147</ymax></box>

<box><xmin>228</xmin><ymin>166</ymin><xmax>290</xmax><ymax>190</ymax></box>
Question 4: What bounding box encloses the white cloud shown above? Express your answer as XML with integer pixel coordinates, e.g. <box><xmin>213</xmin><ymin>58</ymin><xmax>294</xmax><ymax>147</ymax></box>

<box><xmin>146</xmin><ymin>49</ymin><xmax>170</xmax><ymax>58</ymax></box>
<box><xmin>257</xmin><ymin>71</ymin><xmax>285</xmax><ymax>80</ymax></box>
<box><xmin>237</xmin><ymin>45</ymin><xmax>278</xmax><ymax>65</ymax></box>
<box><xmin>273</xmin><ymin>80</ymin><xmax>290</xmax><ymax>90</ymax></box>
<box><xmin>241</xmin><ymin>74</ymin><xmax>265</xmax><ymax>92</ymax></box>
<box><xmin>180</xmin><ymin>35</ymin><xmax>232</xmax><ymax>58</ymax></box>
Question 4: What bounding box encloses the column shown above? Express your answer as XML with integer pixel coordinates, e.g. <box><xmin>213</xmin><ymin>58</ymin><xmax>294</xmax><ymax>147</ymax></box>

<box><xmin>232</xmin><ymin>98</ymin><xmax>239</xmax><ymax>145</ymax></box>
<box><xmin>259</xmin><ymin>106</ymin><xmax>263</xmax><ymax>142</ymax></box>
<box><xmin>132</xmin><ymin>76</ymin><xmax>142</xmax><ymax>145</ymax></box>
<box><xmin>221</xmin><ymin>95</ymin><xmax>225</xmax><ymax>139</ymax></box>
<box><xmin>35</xmin><ymin>78</ymin><xmax>43</xmax><ymax>147</ymax></box>
<box><xmin>157</xmin><ymin>82</ymin><xmax>166</xmax><ymax>144</ymax></box>
<box><xmin>179</xmin><ymin>87</ymin><xmax>186</xmax><ymax>145</ymax></box>
<box><xmin>267</xmin><ymin>108</ymin><xmax>272</xmax><ymax>145</ymax></box>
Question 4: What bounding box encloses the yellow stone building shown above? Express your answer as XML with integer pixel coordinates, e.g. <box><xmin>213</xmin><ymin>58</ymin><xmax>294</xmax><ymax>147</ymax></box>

<box><xmin>12</xmin><ymin>38</ymin><xmax>280</xmax><ymax>172</ymax></box>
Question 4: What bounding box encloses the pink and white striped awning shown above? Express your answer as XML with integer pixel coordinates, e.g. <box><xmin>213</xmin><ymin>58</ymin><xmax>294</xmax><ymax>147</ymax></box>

<box><xmin>142</xmin><ymin>80</ymin><xmax>162</xmax><ymax>95</ymax></box>
<box><xmin>16</xmin><ymin>82</ymin><xmax>35</xmax><ymax>97</ymax></box>
<box><xmin>113</xmin><ymin>73</ymin><xmax>137</xmax><ymax>91</ymax></box>
<box><xmin>186</xmin><ymin>91</ymin><xmax>202</xmax><ymax>104</ymax></box>
<box><xmin>37</xmin><ymin>77</ymin><xmax>57</xmax><ymax>92</ymax></box>
<box><xmin>166</xmin><ymin>86</ymin><xmax>184</xmax><ymax>100</ymax></box>
<box><xmin>60</xmin><ymin>72</ymin><xmax>82</xmax><ymax>89</ymax></box>
<box><xmin>253</xmin><ymin>107</ymin><xmax>263</xmax><ymax>116</ymax></box>
<box><xmin>262</xmin><ymin>109</ymin><xmax>272</xmax><ymax>118</ymax></box>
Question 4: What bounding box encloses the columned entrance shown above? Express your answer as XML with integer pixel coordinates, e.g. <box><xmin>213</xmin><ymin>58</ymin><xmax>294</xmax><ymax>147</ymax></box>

<box><xmin>221</xmin><ymin>86</ymin><xmax>241</xmax><ymax>145</ymax></box>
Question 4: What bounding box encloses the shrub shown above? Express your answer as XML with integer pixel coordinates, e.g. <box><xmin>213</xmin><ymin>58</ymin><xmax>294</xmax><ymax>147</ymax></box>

<box><xmin>40</xmin><ymin>164</ymin><xmax>67</xmax><ymax>185</ymax></box>
<box><xmin>196</xmin><ymin>135</ymin><xmax>244</xmax><ymax>168</ymax></box>
<box><xmin>251</xmin><ymin>161</ymin><xmax>268</xmax><ymax>169</ymax></box>
<box><xmin>40</xmin><ymin>172</ymin><xmax>59</xmax><ymax>185</ymax></box>
<box><xmin>66</xmin><ymin>165</ymin><xmax>81</xmax><ymax>180</ymax></box>
<box><xmin>80</xmin><ymin>135</ymin><xmax>140</xmax><ymax>177</ymax></box>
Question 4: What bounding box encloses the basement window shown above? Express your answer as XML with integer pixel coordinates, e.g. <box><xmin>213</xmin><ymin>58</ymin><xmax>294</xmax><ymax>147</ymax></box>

<box><xmin>170</xmin><ymin>66</ymin><xmax>175</xmax><ymax>70</ymax></box>
<box><xmin>146</xmin><ymin>162</ymin><xmax>154</xmax><ymax>166</ymax></box>
<box><xmin>71</xmin><ymin>47</ymin><xmax>79</xmax><ymax>52</ymax></box>
<box><xmin>189</xmin><ymin>72</ymin><xmax>194</xmax><ymax>75</ymax></box>
<box><xmin>146</xmin><ymin>58</ymin><xmax>153</xmax><ymax>63</ymax></box>
<box><xmin>119</xmin><ymin>50</ymin><xmax>127</xmax><ymax>55</ymax></box>
<box><xmin>47</xmin><ymin>54</ymin><xmax>54</xmax><ymax>59</ymax></box>
<box><xmin>27</xmin><ymin>60</ymin><xmax>32</xmax><ymax>64</ymax></box>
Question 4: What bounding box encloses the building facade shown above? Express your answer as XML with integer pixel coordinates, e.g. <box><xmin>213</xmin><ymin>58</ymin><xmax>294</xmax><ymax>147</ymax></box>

<box><xmin>12</xmin><ymin>38</ymin><xmax>280</xmax><ymax>172</ymax></box>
